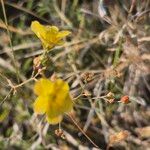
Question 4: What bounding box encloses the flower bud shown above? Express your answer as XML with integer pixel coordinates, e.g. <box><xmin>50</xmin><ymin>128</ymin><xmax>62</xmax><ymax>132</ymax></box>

<box><xmin>120</xmin><ymin>95</ymin><xmax>130</xmax><ymax>104</ymax></box>
<box><xmin>106</xmin><ymin>92</ymin><xmax>114</xmax><ymax>99</ymax></box>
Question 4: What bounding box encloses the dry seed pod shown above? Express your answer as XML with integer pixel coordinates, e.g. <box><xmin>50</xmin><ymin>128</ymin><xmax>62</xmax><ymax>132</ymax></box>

<box><xmin>109</xmin><ymin>130</ymin><xmax>129</xmax><ymax>145</ymax></box>
<box><xmin>120</xmin><ymin>95</ymin><xmax>130</xmax><ymax>104</ymax></box>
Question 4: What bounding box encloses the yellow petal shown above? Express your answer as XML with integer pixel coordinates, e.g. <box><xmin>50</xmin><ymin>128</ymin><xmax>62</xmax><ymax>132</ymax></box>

<box><xmin>56</xmin><ymin>40</ymin><xmax>65</xmax><ymax>46</ymax></box>
<box><xmin>45</xmin><ymin>79</ymin><xmax>72</xmax><ymax>117</ymax></box>
<box><xmin>56</xmin><ymin>94</ymin><xmax>73</xmax><ymax>113</ymax></box>
<box><xmin>52</xmin><ymin>79</ymin><xmax>73</xmax><ymax>114</ymax></box>
<box><xmin>54</xmin><ymin>79</ymin><xmax>73</xmax><ymax>112</ymax></box>
<box><xmin>57</xmin><ymin>31</ymin><xmax>71</xmax><ymax>38</ymax></box>
<box><xmin>45</xmin><ymin>26</ymin><xmax>59</xmax><ymax>35</ymax></box>
<box><xmin>45</xmin><ymin>25</ymin><xmax>59</xmax><ymax>32</ymax></box>
<box><xmin>31</xmin><ymin>21</ymin><xmax>46</xmax><ymax>40</ymax></box>
<box><xmin>50</xmin><ymin>26</ymin><xmax>59</xmax><ymax>32</ymax></box>
<box><xmin>42</xmin><ymin>41</ymin><xmax>54</xmax><ymax>50</ymax></box>
<box><xmin>46</xmin><ymin>115</ymin><xmax>62</xmax><ymax>124</ymax></box>
<box><xmin>33</xmin><ymin>96</ymin><xmax>48</xmax><ymax>114</ymax></box>
<box><xmin>54</xmin><ymin>79</ymin><xmax>69</xmax><ymax>91</ymax></box>
<box><xmin>46</xmin><ymin>99</ymin><xmax>61</xmax><ymax>119</ymax></box>
<box><xmin>44</xmin><ymin>26</ymin><xmax>59</xmax><ymax>47</ymax></box>
<box><xmin>34</xmin><ymin>78</ymin><xmax>53</xmax><ymax>96</ymax></box>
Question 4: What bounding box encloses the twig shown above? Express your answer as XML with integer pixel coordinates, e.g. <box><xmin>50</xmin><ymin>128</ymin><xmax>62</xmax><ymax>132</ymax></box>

<box><xmin>67</xmin><ymin>114</ymin><xmax>99</xmax><ymax>148</ymax></box>
<box><xmin>0</xmin><ymin>89</ymin><xmax>13</xmax><ymax>107</ymax></box>
<box><xmin>4</xmin><ymin>1</ymin><xmax>50</xmax><ymax>24</ymax></box>
<box><xmin>1</xmin><ymin>0</ymin><xmax>20</xmax><ymax>83</ymax></box>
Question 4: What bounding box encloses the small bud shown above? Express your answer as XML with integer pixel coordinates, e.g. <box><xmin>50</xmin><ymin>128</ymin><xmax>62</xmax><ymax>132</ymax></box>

<box><xmin>107</xmin><ymin>98</ymin><xmax>115</xmax><ymax>103</ymax></box>
<box><xmin>50</xmin><ymin>73</ymin><xmax>57</xmax><ymax>82</ymax></box>
<box><xmin>120</xmin><ymin>95</ymin><xmax>130</xmax><ymax>104</ymax></box>
<box><xmin>106</xmin><ymin>92</ymin><xmax>114</xmax><ymax>99</ymax></box>
<box><xmin>114</xmin><ymin>69</ymin><xmax>122</xmax><ymax>78</ymax></box>
<box><xmin>41</xmin><ymin>54</ymin><xmax>52</xmax><ymax>67</ymax></box>
<box><xmin>83</xmin><ymin>90</ymin><xmax>91</xmax><ymax>96</ymax></box>
<box><xmin>109</xmin><ymin>130</ymin><xmax>129</xmax><ymax>145</ymax></box>
<box><xmin>55</xmin><ymin>129</ymin><xmax>65</xmax><ymax>139</ymax></box>
<box><xmin>81</xmin><ymin>72</ymin><xmax>94</xmax><ymax>82</ymax></box>
<box><xmin>33</xmin><ymin>56</ymin><xmax>41</xmax><ymax>70</ymax></box>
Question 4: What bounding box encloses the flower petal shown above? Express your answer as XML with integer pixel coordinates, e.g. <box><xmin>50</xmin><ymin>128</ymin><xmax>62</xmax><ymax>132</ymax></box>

<box><xmin>54</xmin><ymin>79</ymin><xmax>69</xmax><ymax>91</ymax></box>
<box><xmin>57</xmin><ymin>31</ymin><xmax>71</xmax><ymax>39</ymax></box>
<box><xmin>56</xmin><ymin>94</ymin><xmax>73</xmax><ymax>113</ymax></box>
<box><xmin>44</xmin><ymin>26</ymin><xmax>59</xmax><ymax>48</ymax></box>
<box><xmin>56</xmin><ymin>40</ymin><xmax>65</xmax><ymax>46</ymax></box>
<box><xmin>33</xmin><ymin>96</ymin><xmax>48</xmax><ymax>114</ymax></box>
<box><xmin>34</xmin><ymin>78</ymin><xmax>53</xmax><ymax>95</ymax></box>
<box><xmin>31</xmin><ymin>21</ymin><xmax>46</xmax><ymax>40</ymax></box>
<box><xmin>53</xmin><ymin>79</ymin><xmax>73</xmax><ymax>113</ymax></box>
<box><xmin>46</xmin><ymin>79</ymin><xmax>72</xmax><ymax>117</ymax></box>
<box><xmin>42</xmin><ymin>42</ymin><xmax>54</xmax><ymax>50</ymax></box>
<box><xmin>50</xmin><ymin>26</ymin><xmax>59</xmax><ymax>32</ymax></box>
<box><xmin>46</xmin><ymin>115</ymin><xmax>62</xmax><ymax>124</ymax></box>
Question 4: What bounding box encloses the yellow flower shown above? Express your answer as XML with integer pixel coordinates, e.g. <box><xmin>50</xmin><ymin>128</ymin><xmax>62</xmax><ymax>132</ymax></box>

<box><xmin>31</xmin><ymin>21</ymin><xmax>71</xmax><ymax>50</ymax></box>
<box><xmin>33</xmin><ymin>78</ymin><xmax>73</xmax><ymax>124</ymax></box>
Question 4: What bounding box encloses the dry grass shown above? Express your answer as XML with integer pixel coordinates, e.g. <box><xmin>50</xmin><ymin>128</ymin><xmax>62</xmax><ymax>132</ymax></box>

<box><xmin>0</xmin><ymin>0</ymin><xmax>150</xmax><ymax>149</ymax></box>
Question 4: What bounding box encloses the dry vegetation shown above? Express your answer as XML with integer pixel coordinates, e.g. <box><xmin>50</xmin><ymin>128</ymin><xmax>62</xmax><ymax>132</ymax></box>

<box><xmin>0</xmin><ymin>0</ymin><xmax>150</xmax><ymax>150</ymax></box>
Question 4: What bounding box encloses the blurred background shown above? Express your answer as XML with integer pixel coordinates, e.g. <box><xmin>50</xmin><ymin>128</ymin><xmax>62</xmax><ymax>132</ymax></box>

<box><xmin>0</xmin><ymin>0</ymin><xmax>150</xmax><ymax>149</ymax></box>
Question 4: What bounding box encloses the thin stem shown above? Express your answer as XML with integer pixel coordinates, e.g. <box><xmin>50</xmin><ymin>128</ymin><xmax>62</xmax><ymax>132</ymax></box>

<box><xmin>0</xmin><ymin>0</ymin><xmax>20</xmax><ymax>82</ymax></box>
<box><xmin>67</xmin><ymin>114</ymin><xmax>99</xmax><ymax>148</ymax></box>
<box><xmin>0</xmin><ymin>89</ymin><xmax>13</xmax><ymax>107</ymax></box>
<box><xmin>59</xmin><ymin>122</ymin><xmax>61</xmax><ymax>130</ymax></box>
<box><xmin>13</xmin><ymin>71</ymin><xmax>40</xmax><ymax>89</ymax></box>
